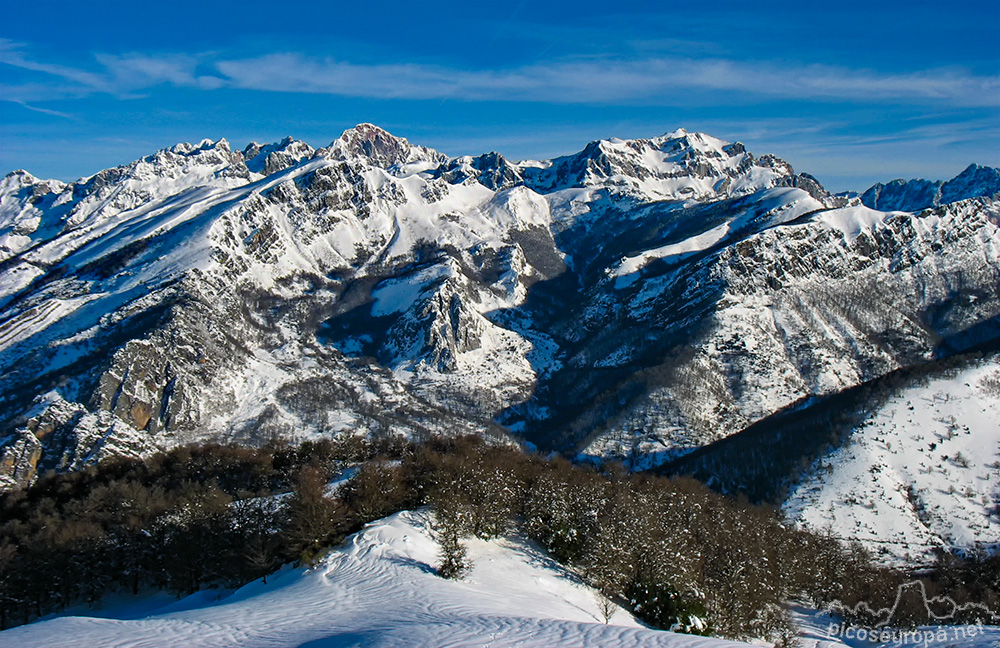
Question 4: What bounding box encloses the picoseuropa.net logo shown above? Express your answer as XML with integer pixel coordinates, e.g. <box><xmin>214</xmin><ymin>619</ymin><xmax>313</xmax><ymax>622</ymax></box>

<box><xmin>824</xmin><ymin>580</ymin><xmax>997</xmax><ymax>645</ymax></box>
<box><xmin>826</xmin><ymin>621</ymin><xmax>989</xmax><ymax>646</ymax></box>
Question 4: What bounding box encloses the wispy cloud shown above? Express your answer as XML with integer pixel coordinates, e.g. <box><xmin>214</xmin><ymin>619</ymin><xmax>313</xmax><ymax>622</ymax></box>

<box><xmin>708</xmin><ymin>115</ymin><xmax>1000</xmax><ymax>187</ymax></box>
<box><xmin>11</xmin><ymin>100</ymin><xmax>74</xmax><ymax>119</ymax></box>
<box><xmin>1</xmin><ymin>39</ymin><xmax>112</xmax><ymax>93</ymax></box>
<box><xmin>215</xmin><ymin>54</ymin><xmax>999</xmax><ymax>107</ymax></box>
<box><xmin>2</xmin><ymin>41</ymin><xmax>998</xmax><ymax>108</ymax></box>
<box><xmin>0</xmin><ymin>40</ymin><xmax>223</xmax><ymax>101</ymax></box>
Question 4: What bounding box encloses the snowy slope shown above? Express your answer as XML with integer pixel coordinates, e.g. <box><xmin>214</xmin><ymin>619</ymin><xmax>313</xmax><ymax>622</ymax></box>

<box><xmin>576</xmin><ymin>198</ymin><xmax>1000</xmax><ymax>467</ymax></box>
<box><xmin>6</xmin><ymin>511</ymin><xmax>997</xmax><ymax>647</ymax></box>
<box><xmin>0</xmin><ymin>510</ymin><xmax>753</xmax><ymax>648</ymax></box>
<box><xmin>783</xmin><ymin>357</ymin><xmax>1000</xmax><ymax>564</ymax></box>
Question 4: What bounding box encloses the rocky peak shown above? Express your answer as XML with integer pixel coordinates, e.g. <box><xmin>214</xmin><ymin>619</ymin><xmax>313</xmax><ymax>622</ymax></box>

<box><xmin>170</xmin><ymin>138</ymin><xmax>230</xmax><ymax>155</ymax></box>
<box><xmin>1</xmin><ymin>169</ymin><xmax>39</xmax><ymax>190</ymax></box>
<box><xmin>784</xmin><ymin>172</ymin><xmax>834</xmax><ymax>204</ymax></box>
<box><xmin>103</xmin><ymin>138</ymin><xmax>245</xmax><ymax>184</ymax></box>
<box><xmin>243</xmin><ymin>136</ymin><xmax>316</xmax><ymax>175</ymax></box>
<box><xmin>724</xmin><ymin>141</ymin><xmax>746</xmax><ymax>156</ymax></box>
<box><xmin>435</xmin><ymin>151</ymin><xmax>523</xmax><ymax>191</ymax></box>
<box><xmin>523</xmin><ymin>129</ymin><xmax>815</xmax><ymax>203</ymax></box>
<box><xmin>941</xmin><ymin>163</ymin><xmax>1000</xmax><ymax>205</ymax></box>
<box><xmin>860</xmin><ymin>177</ymin><xmax>938</xmax><ymax>212</ymax></box>
<box><xmin>324</xmin><ymin>123</ymin><xmax>446</xmax><ymax>170</ymax></box>
<box><xmin>1</xmin><ymin>170</ymin><xmax>67</xmax><ymax>200</ymax></box>
<box><xmin>653</xmin><ymin>129</ymin><xmax>732</xmax><ymax>156</ymax></box>
<box><xmin>167</xmin><ymin>137</ymin><xmax>240</xmax><ymax>165</ymax></box>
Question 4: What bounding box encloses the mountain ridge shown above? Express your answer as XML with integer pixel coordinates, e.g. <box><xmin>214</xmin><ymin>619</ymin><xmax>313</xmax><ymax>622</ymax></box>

<box><xmin>859</xmin><ymin>163</ymin><xmax>1000</xmax><ymax>213</ymax></box>
<box><xmin>2</xmin><ymin>125</ymin><xmax>998</xmax><ymax>561</ymax></box>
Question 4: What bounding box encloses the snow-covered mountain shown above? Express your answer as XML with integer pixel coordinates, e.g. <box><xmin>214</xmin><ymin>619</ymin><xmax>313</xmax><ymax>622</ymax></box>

<box><xmin>1</xmin><ymin>122</ymin><xmax>998</xmax><ymax>548</ymax></box>
<box><xmin>859</xmin><ymin>164</ymin><xmax>1000</xmax><ymax>212</ymax></box>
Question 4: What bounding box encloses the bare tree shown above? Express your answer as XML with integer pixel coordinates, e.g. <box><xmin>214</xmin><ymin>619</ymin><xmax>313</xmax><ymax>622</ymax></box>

<box><xmin>595</xmin><ymin>589</ymin><xmax>616</xmax><ymax>624</ymax></box>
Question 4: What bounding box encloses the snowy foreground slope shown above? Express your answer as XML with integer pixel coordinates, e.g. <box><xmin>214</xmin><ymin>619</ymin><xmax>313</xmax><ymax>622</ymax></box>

<box><xmin>2</xmin><ymin>510</ymin><xmax>751</xmax><ymax>648</ymax></box>
<box><xmin>792</xmin><ymin>609</ymin><xmax>1000</xmax><ymax>648</ymax></box>
<box><xmin>6</xmin><ymin>510</ymin><xmax>999</xmax><ymax>648</ymax></box>
<box><xmin>784</xmin><ymin>357</ymin><xmax>1000</xmax><ymax>563</ymax></box>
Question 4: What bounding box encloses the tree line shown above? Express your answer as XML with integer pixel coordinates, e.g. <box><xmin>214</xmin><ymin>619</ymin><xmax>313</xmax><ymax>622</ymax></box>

<box><xmin>0</xmin><ymin>435</ymin><xmax>996</xmax><ymax>640</ymax></box>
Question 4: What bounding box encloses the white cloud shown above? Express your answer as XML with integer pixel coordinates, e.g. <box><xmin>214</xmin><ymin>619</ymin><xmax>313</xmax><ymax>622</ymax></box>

<box><xmin>0</xmin><ymin>46</ymin><xmax>222</xmax><ymax>101</ymax></box>
<box><xmin>212</xmin><ymin>54</ymin><xmax>1000</xmax><ymax>107</ymax></box>
<box><xmin>2</xmin><ymin>44</ymin><xmax>998</xmax><ymax>108</ymax></box>
<box><xmin>10</xmin><ymin>100</ymin><xmax>74</xmax><ymax>119</ymax></box>
<box><xmin>1</xmin><ymin>39</ymin><xmax>115</xmax><ymax>96</ymax></box>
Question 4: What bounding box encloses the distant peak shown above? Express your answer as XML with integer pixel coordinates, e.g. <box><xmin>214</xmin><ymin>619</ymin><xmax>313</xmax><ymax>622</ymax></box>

<box><xmin>652</xmin><ymin>129</ymin><xmax>734</xmax><ymax>156</ymax></box>
<box><xmin>169</xmin><ymin>138</ymin><xmax>231</xmax><ymax>156</ymax></box>
<box><xmin>955</xmin><ymin>162</ymin><xmax>990</xmax><ymax>177</ymax></box>
<box><xmin>860</xmin><ymin>163</ymin><xmax>999</xmax><ymax>212</ymax></box>
<box><xmin>724</xmin><ymin>141</ymin><xmax>746</xmax><ymax>156</ymax></box>
<box><xmin>242</xmin><ymin>136</ymin><xmax>315</xmax><ymax>175</ymax></box>
<box><xmin>0</xmin><ymin>169</ymin><xmax>46</xmax><ymax>193</ymax></box>
<box><xmin>340</xmin><ymin>122</ymin><xmax>395</xmax><ymax>141</ymax></box>
<box><xmin>327</xmin><ymin>123</ymin><xmax>445</xmax><ymax>169</ymax></box>
<box><xmin>4</xmin><ymin>169</ymin><xmax>36</xmax><ymax>181</ymax></box>
<box><xmin>335</xmin><ymin>124</ymin><xmax>412</xmax><ymax>154</ymax></box>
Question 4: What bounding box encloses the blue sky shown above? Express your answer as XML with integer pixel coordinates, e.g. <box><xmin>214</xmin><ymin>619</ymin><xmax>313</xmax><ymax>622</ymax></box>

<box><xmin>1</xmin><ymin>0</ymin><xmax>998</xmax><ymax>192</ymax></box>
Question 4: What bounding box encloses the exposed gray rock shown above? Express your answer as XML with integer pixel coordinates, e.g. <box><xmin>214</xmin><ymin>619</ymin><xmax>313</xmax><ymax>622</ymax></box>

<box><xmin>0</xmin><ymin>125</ymin><xmax>997</xmax><ymax>491</ymax></box>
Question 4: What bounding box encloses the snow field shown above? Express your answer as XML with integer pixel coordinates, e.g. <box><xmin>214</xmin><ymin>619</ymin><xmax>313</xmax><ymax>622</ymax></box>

<box><xmin>3</xmin><ymin>510</ymin><xmax>755</xmax><ymax>648</ymax></box>
<box><xmin>784</xmin><ymin>359</ymin><xmax>1000</xmax><ymax>563</ymax></box>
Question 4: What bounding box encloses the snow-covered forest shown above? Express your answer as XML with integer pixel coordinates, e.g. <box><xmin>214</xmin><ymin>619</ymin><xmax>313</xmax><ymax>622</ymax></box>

<box><xmin>2</xmin><ymin>436</ymin><xmax>997</xmax><ymax>641</ymax></box>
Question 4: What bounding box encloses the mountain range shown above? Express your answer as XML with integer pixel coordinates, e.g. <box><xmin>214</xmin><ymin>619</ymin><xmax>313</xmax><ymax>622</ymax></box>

<box><xmin>1</xmin><ymin>124</ymin><xmax>998</xmax><ymax>560</ymax></box>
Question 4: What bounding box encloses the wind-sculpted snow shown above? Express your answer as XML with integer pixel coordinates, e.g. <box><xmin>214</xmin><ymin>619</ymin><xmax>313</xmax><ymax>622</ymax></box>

<box><xmin>1</xmin><ymin>123</ymin><xmax>998</xmax><ymax>526</ymax></box>
<box><xmin>1</xmin><ymin>510</ymin><xmax>756</xmax><ymax>648</ymax></box>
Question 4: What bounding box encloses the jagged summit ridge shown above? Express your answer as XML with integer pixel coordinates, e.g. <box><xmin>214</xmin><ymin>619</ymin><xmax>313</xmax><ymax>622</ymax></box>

<box><xmin>520</xmin><ymin>128</ymin><xmax>833</xmax><ymax>205</ymax></box>
<box><xmin>860</xmin><ymin>163</ymin><xmax>1000</xmax><ymax>212</ymax></box>
<box><xmin>243</xmin><ymin>136</ymin><xmax>315</xmax><ymax>175</ymax></box>
<box><xmin>321</xmin><ymin>123</ymin><xmax>447</xmax><ymax>170</ymax></box>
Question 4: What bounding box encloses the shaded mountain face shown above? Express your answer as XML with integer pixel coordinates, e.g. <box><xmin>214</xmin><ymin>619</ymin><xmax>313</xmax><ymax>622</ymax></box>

<box><xmin>1</xmin><ymin>124</ymin><xmax>998</xmax><ymax>490</ymax></box>
<box><xmin>860</xmin><ymin>164</ymin><xmax>1000</xmax><ymax>212</ymax></box>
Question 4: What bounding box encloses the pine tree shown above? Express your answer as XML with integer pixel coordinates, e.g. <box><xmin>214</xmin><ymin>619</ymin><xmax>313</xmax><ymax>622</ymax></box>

<box><xmin>436</xmin><ymin>525</ymin><xmax>470</xmax><ymax>580</ymax></box>
<box><xmin>231</xmin><ymin>495</ymin><xmax>281</xmax><ymax>583</ymax></box>
<box><xmin>432</xmin><ymin>485</ymin><xmax>473</xmax><ymax>580</ymax></box>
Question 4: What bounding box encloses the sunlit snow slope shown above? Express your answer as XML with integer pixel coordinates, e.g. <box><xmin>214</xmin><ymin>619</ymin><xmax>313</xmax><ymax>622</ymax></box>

<box><xmin>784</xmin><ymin>358</ymin><xmax>1000</xmax><ymax>563</ymax></box>
<box><xmin>1</xmin><ymin>510</ymin><xmax>753</xmax><ymax>648</ymax></box>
